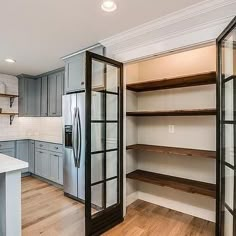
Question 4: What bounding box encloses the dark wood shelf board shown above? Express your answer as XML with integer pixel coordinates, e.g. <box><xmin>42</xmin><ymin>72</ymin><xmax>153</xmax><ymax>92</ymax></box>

<box><xmin>126</xmin><ymin>72</ymin><xmax>216</xmax><ymax>92</ymax></box>
<box><xmin>0</xmin><ymin>93</ymin><xmax>19</xmax><ymax>98</ymax></box>
<box><xmin>127</xmin><ymin>170</ymin><xmax>216</xmax><ymax>198</ymax></box>
<box><xmin>126</xmin><ymin>108</ymin><xmax>216</xmax><ymax>117</ymax></box>
<box><xmin>126</xmin><ymin>144</ymin><xmax>216</xmax><ymax>159</ymax></box>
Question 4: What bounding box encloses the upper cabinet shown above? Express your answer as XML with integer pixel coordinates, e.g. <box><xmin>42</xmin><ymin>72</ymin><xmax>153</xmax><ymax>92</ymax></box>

<box><xmin>48</xmin><ymin>71</ymin><xmax>64</xmax><ymax>117</ymax></box>
<box><xmin>63</xmin><ymin>45</ymin><xmax>104</xmax><ymax>94</ymax></box>
<box><xmin>18</xmin><ymin>69</ymin><xmax>64</xmax><ymax>117</ymax></box>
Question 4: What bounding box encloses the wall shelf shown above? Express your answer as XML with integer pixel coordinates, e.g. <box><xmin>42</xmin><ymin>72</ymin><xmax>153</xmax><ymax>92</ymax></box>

<box><xmin>0</xmin><ymin>112</ymin><xmax>19</xmax><ymax>125</ymax></box>
<box><xmin>126</xmin><ymin>71</ymin><xmax>216</xmax><ymax>92</ymax></box>
<box><xmin>127</xmin><ymin>170</ymin><xmax>216</xmax><ymax>198</ymax></box>
<box><xmin>0</xmin><ymin>93</ymin><xmax>19</xmax><ymax>107</ymax></box>
<box><xmin>126</xmin><ymin>108</ymin><xmax>216</xmax><ymax>117</ymax></box>
<box><xmin>126</xmin><ymin>144</ymin><xmax>216</xmax><ymax>159</ymax></box>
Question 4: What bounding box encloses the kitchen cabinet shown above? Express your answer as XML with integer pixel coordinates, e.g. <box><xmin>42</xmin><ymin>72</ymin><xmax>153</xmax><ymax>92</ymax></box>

<box><xmin>29</xmin><ymin>140</ymin><xmax>35</xmax><ymax>173</ymax></box>
<box><xmin>49</xmin><ymin>152</ymin><xmax>63</xmax><ymax>185</ymax></box>
<box><xmin>16</xmin><ymin>140</ymin><xmax>29</xmax><ymax>173</ymax></box>
<box><xmin>35</xmin><ymin>148</ymin><xmax>50</xmax><ymax>179</ymax></box>
<box><xmin>64</xmin><ymin>45</ymin><xmax>104</xmax><ymax>94</ymax></box>
<box><xmin>40</xmin><ymin>76</ymin><xmax>48</xmax><ymax>116</ymax></box>
<box><xmin>0</xmin><ymin>141</ymin><xmax>15</xmax><ymax>158</ymax></box>
<box><xmin>18</xmin><ymin>76</ymin><xmax>41</xmax><ymax>117</ymax></box>
<box><xmin>48</xmin><ymin>71</ymin><xmax>64</xmax><ymax>117</ymax></box>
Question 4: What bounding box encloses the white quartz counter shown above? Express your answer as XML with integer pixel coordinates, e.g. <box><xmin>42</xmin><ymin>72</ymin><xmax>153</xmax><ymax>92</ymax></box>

<box><xmin>0</xmin><ymin>154</ymin><xmax>28</xmax><ymax>173</ymax></box>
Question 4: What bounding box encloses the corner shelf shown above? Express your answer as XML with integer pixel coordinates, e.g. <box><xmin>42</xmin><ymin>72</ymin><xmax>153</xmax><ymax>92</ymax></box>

<box><xmin>126</xmin><ymin>144</ymin><xmax>216</xmax><ymax>159</ymax></box>
<box><xmin>126</xmin><ymin>108</ymin><xmax>216</xmax><ymax>117</ymax></box>
<box><xmin>0</xmin><ymin>112</ymin><xmax>19</xmax><ymax>125</ymax></box>
<box><xmin>127</xmin><ymin>170</ymin><xmax>216</xmax><ymax>198</ymax></box>
<box><xmin>0</xmin><ymin>93</ymin><xmax>19</xmax><ymax>107</ymax></box>
<box><xmin>126</xmin><ymin>71</ymin><xmax>216</xmax><ymax>92</ymax></box>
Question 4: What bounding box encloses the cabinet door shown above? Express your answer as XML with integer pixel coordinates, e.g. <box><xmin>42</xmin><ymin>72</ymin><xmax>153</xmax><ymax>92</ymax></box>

<box><xmin>65</xmin><ymin>53</ymin><xmax>85</xmax><ymax>93</ymax></box>
<box><xmin>48</xmin><ymin>72</ymin><xmax>63</xmax><ymax>117</ymax></box>
<box><xmin>18</xmin><ymin>78</ymin><xmax>27</xmax><ymax>116</ymax></box>
<box><xmin>49</xmin><ymin>152</ymin><xmax>63</xmax><ymax>184</ymax></box>
<box><xmin>35</xmin><ymin>78</ymin><xmax>41</xmax><ymax>117</ymax></box>
<box><xmin>27</xmin><ymin>79</ymin><xmax>36</xmax><ymax>116</ymax></box>
<box><xmin>16</xmin><ymin>140</ymin><xmax>29</xmax><ymax>173</ymax></box>
<box><xmin>29</xmin><ymin>140</ymin><xmax>35</xmax><ymax>173</ymax></box>
<box><xmin>0</xmin><ymin>149</ymin><xmax>15</xmax><ymax>158</ymax></box>
<box><xmin>41</xmin><ymin>76</ymin><xmax>48</xmax><ymax>116</ymax></box>
<box><xmin>35</xmin><ymin>149</ymin><xmax>50</xmax><ymax>178</ymax></box>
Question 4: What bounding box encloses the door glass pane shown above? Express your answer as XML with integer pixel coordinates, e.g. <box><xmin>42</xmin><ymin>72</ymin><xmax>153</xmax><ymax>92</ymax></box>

<box><xmin>91</xmin><ymin>123</ymin><xmax>104</xmax><ymax>152</ymax></box>
<box><xmin>91</xmin><ymin>154</ymin><xmax>104</xmax><ymax>184</ymax></box>
<box><xmin>106</xmin><ymin>123</ymin><xmax>118</xmax><ymax>150</ymax></box>
<box><xmin>107</xmin><ymin>94</ymin><xmax>118</xmax><ymax>121</ymax></box>
<box><xmin>106</xmin><ymin>178</ymin><xmax>118</xmax><ymax>207</ymax></box>
<box><xmin>224</xmin><ymin>80</ymin><xmax>234</xmax><ymax>121</ymax></box>
<box><xmin>224</xmin><ymin>207</ymin><xmax>234</xmax><ymax>236</ymax></box>
<box><xmin>225</xmin><ymin>166</ymin><xmax>234</xmax><ymax>209</ymax></box>
<box><xmin>106</xmin><ymin>64</ymin><xmax>119</xmax><ymax>93</ymax></box>
<box><xmin>224</xmin><ymin>124</ymin><xmax>234</xmax><ymax>166</ymax></box>
<box><xmin>106</xmin><ymin>151</ymin><xmax>118</xmax><ymax>179</ymax></box>
<box><xmin>92</xmin><ymin>92</ymin><xmax>104</xmax><ymax>120</ymax></box>
<box><xmin>91</xmin><ymin>183</ymin><xmax>104</xmax><ymax>216</ymax></box>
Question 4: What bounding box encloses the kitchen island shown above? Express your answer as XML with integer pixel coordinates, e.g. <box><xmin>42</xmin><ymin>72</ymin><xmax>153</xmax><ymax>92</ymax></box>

<box><xmin>0</xmin><ymin>154</ymin><xmax>28</xmax><ymax>236</ymax></box>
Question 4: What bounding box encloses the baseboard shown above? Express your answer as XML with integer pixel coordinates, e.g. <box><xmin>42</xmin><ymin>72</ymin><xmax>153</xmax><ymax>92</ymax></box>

<box><xmin>127</xmin><ymin>192</ymin><xmax>138</xmax><ymax>206</ymax></box>
<box><xmin>137</xmin><ymin>191</ymin><xmax>216</xmax><ymax>222</ymax></box>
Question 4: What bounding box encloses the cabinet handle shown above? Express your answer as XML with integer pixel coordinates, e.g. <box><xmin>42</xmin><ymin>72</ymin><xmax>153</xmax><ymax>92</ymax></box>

<box><xmin>53</xmin><ymin>154</ymin><xmax>58</xmax><ymax>157</ymax></box>
<box><xmin>55</xmin><ymin>147</ymin><xmax>58</xmax><ymax>150</ymax></box>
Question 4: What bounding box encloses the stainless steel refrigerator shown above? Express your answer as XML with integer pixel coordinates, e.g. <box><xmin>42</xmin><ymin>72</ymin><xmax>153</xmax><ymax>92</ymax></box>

<box><xmin>62</xmin><ymin>92</ymin><xmax>85</xmax><ymax>201</ymax></box>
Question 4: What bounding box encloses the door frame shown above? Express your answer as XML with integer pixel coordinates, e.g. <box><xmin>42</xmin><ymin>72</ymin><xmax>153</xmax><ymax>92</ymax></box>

<box><xmin>85</xmin><ymin>51</ymin><xmax>124</xmax><ymax>236</ymax></box>
<box><xmin>216</xmin><ymin>16</ymin><xmax>236</xmax><ymax>236</ymax></box>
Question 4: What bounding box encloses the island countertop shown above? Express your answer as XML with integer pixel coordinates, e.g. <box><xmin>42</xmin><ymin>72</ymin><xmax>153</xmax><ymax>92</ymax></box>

<box><xmin>0</xmin><ymin>153</ymin><xmax>28</xmax><ymax>174</ymax></box>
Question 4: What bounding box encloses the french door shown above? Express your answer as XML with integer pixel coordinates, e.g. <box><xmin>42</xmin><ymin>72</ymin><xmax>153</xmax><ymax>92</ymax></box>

<box><xmin>85</xmin><ymin>51</ymin><xmax>123</xmax><ymax>236</ymax></box>
<box><xmin>217</xmin><ymin>17</ymin><xmax>236</xmax><ymax>236</ymax></box>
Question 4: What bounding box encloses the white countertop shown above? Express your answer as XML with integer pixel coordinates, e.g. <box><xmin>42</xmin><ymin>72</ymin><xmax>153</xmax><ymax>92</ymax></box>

<box><xmin>0</xmin><ymin>154</ymin><xmax>28</xmax><ymax>174</ymax></box>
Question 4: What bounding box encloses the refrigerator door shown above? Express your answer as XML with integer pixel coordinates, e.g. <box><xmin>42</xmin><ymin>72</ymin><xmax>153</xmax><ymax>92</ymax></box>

<box><xmin>63</xmin><ymin>94</ymin><xmax>78</xmax><ymax>198</ymax></box>
<box><xmin>77</xmin><ymin>92</ymin><xmax>86</xmax><ymax>201</ymax></box>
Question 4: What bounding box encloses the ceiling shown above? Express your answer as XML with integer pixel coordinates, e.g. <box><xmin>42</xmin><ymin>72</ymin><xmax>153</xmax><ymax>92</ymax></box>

<box><xmin>0</xmin><ymin>0</ymin><xmax>201</xmax><ymax>76</ymax></box>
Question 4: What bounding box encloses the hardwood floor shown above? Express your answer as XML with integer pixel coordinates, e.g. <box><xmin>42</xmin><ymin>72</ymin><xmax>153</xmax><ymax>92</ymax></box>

<box><xmin>22</xmin><ymin>177</ymin><xmax>215</xmax><ymax>236</ymax></box>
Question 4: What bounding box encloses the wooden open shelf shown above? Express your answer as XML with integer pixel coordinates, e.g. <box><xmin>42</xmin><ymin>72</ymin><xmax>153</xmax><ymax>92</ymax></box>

<box><xmin>127</xmin><ymin>144</ymin><xmax>216</xmax><ymax>159</ymax></box>
<box><xmin>0</xmin><ymin>112</ymin><xmax>19</xmax><ymax>125</ymax></box>
<box><xmin>126</xmin><ymin>108</ymin><xmax>216</xmax><ymax>117</ymax></box>
<box><xmin>127</xmin><ymin>170</ymin><xmax>216</xmax><ymax>198</ymax></box>
<box><xmin>126</xmin><ymin>71</ymin><xmax>216</xmax><ymax>92</ymax></box>
<box><xmin>0</xmin><ymin>93</ymin><xmax>19</xmax><ymax>107</ymax></box>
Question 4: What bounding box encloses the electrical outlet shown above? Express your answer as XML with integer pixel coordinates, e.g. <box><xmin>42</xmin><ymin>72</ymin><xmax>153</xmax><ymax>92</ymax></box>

<box><xmin>168</xmin><ymin>125</ymin><xmax>175</xmax><ymax>134</ymax></box>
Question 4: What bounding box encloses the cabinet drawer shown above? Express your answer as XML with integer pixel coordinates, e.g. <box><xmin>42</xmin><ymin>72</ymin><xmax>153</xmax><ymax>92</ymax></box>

<box><xmin>48</xmin><ymin>143</ymin><xmax>63</xmax><ymax>153</ymax></box>
<box><xmin>35</xmin><ymin>141</ymin><xmax>49</xmax><ymax>150</ymax></box>
<box><xmin>0</xmin><ymin>148</ymin><xmax>15</xmax><ymax>158</ymax></box>
<box><xmin>0</xmin><ymin>141</ymin><xmax>15</xmax><ymax>150</ymax></box>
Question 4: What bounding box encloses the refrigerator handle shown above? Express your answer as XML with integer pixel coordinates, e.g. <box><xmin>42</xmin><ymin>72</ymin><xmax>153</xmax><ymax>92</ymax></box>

<box><xmin>76</xmin><ymin>106</ymin><xmax>82</xmax><ymax>168</ymax></box>
<box><xmin>72</xmin><ymin>107</ymin><xmax>78</xmax><ymax>167</ymax></box>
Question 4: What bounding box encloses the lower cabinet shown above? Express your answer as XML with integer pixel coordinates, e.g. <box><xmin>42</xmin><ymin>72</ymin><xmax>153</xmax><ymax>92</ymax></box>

<box><xmin>29</xmin><ymin>140</ymin><xmax>35</xmax><ymax>173</ymax></box>
<box><xmin>35</xmin><ymin>142</ymin><xmax>63</xmax><ymax>185</ymax></box>
<box><xmin>0</xmin><ymin>141</ymin><xmax>15</xmax><ymax>158</ymax></box>
<box><xmin>0</xmin><ymin>148</ymin><xmax>15</xmax><ymax>157</ymax></box>
<box><xmin>16</xmin><ymin>140</ymin><xmax>29</xmax><ymax>173</ymax></box>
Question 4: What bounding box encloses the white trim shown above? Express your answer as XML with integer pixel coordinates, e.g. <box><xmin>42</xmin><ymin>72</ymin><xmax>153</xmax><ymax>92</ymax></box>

<box><xmin>100</xmin><ymin>0</ymin><xmax>236</xmax><ymax>61</ymax></box>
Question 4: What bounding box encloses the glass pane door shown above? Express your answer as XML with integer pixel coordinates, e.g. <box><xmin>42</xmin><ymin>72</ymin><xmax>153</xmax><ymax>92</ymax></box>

<box><xmin>85</xmin><ymin>51</ymin><xmax>123</xmax><ymax>236</ymax></box>
<box><xmin>217</xmin><ymin>16</ymin><xmax>236</xmax><ymax>236</ymax></box>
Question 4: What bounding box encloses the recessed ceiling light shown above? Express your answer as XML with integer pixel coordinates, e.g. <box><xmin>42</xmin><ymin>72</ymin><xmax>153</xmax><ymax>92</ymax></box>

<box><xmin>101</xmin><ymin>0</ymin><xmax>117</xmax><ymax>12</ymax></box>
<box><xmin>5</xmin><ymin>58</ymin><xmax>16</xmax><ymax>63</ymax></box>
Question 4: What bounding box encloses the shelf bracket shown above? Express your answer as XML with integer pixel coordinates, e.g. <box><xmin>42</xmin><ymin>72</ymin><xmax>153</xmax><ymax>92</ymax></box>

<box><xmin>10</xmin><ymin>97</ymin><xmax>15</xmax><ymax>108</ymax></box>
<box><xmin>10</xmin><ymin>115</ymin><xmax>15</xmax><ymax>125</ymax></box>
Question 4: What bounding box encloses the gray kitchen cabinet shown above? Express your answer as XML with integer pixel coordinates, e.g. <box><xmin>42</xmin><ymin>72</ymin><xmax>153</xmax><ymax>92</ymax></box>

<box><xmin>40</xmin><ymin>76</ymin><xmax>48</xmax><ymax>116</ymax></box>
<box><xmin>49</xmin><ymin>152</ymin><xmax>63</xmax><ymax>185</ymax></box>
<box><xmin>16</xmin><ymin>140</ymin><xmax>29</xmax><ymax>173</ymax></box>
<box><xmin>0</xmin><ymin>141</ymin><xmax>15</xmax><ymax>158</ymax></box>
<box><xmin>35</xmin><ymin>149</ymin><xmax>50</xmax><ymax>179</ymax></box>
<box><xmin>64</xmin><ymin>45</ymin><xmax>104</xmax><ymax>94</ymax></box>
<box><xmin>18</xmin><ymin>76</ymin><xmax>41</xmax><ymax>117</ymax></box>
<box><xmin>29</xmin><ymin>140</ymin><xmax>35</xmax><ymax>174</ymax></box>
<box><xmin>48</xmin><ymin>72</ymin><xmax>63</xmax><ymax>117</ymax></box>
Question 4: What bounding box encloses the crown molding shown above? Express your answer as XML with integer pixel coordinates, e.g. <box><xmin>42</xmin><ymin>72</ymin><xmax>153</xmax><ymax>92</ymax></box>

<box><xmin>100</xmin><ymin>0</ymin><xmax>236</xmax><ymax>61</ymax></box>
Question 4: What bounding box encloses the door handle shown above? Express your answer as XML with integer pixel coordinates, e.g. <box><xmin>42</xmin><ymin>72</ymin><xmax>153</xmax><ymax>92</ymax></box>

<box><xmin>72</xmin><ymin>107</ymin><xmax>78</xmax><ymax>167</ymax></box>
<box><xmin>76</xmin><ymin>107</ymin><xmax>82</xmax><ymax>168</ymax></box>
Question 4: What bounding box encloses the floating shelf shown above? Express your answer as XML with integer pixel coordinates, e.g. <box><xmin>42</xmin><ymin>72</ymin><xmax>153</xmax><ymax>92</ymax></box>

<box><xmin>126</xmin><ymin>71</ymin><xmax>216</xmax><ymax>92</ymax></box>
<box><xmin>126</xmin><ymin>108</ymin><xmax>216</xmax><ymax>117</ymax></box>
<box><xmin>127</xmin><ymin>170</ymin><xmax>216</xmax><ymax>198</ymax></box>
<box><xmin>0</xmin><ymin>93</ymin><xmax>19</xmax><ymax>107</ymax></box>
<box><xmin>127</xmin><ymin>144</ymin><xmax>216</xmax><ymax>159</ymax></box>
<box><xmin>0</xmin><ymin>112</ymin><xmax>19</xmax><ymax>125</ymax></box>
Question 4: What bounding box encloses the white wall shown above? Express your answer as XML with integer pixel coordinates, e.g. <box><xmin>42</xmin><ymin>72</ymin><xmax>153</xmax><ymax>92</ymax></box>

<box><xmin>125</xmin><ymin>45</ymin><xmax>216</xmax><ymax>222</ymax></box>
<box><xmin>0</xmin><ymin>74</ymin><xmax>62</xmax><ymax>143</ymax></box>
